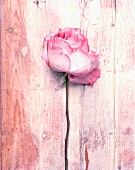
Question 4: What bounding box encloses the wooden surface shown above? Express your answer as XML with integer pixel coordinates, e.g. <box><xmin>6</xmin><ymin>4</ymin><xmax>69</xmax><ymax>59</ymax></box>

<box><xmin>68</xmin><ymin>0</ymin><xmax>116</xmax><ymax>169</ymax></box>
<box><xmin>0</xmin><ymin>0</ymin><xmax>135</xmax><ymax>170</ymax></box>
<box><xmin>1</xmin><ymin>0</ymin><xmax>66</xmax><ymax>169</ymax></box>
<box><xmin>115</xmin><ymin>1</ymin><xmax>135</xmax><ymax>169</ymax></box>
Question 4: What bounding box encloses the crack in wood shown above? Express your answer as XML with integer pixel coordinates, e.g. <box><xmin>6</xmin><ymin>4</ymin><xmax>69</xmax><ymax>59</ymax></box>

<box><xmin>85</xmin><ymin>145</ymin><xmax>89</xmax><ymax>170</ymax></box>
<box><xmin>114</xmin><ymin>0</ymin><xmax>116</xmax><ymax>19</ymax></box>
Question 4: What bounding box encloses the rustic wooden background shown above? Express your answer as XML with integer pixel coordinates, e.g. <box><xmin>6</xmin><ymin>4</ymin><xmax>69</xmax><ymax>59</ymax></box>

<box><xmin>1</xmin><ymin>0</ymin><xmax>135</xmax><ymax>169</ymax></box>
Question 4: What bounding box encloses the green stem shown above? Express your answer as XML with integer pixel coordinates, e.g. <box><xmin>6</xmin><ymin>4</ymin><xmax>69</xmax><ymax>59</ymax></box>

<box><xmin>65</xmin><ymin>75</ymin><xmax>70</xmax><ymax>170</ymax></box>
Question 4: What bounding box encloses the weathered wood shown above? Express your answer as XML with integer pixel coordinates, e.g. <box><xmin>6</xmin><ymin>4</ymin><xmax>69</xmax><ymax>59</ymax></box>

<box><xmin>1</xmin><ymin>0</ymin><xmax>66</xmax><ymax>169</ymax></box>
<box><xmin>1</xmin><ymin>0</ymin><xmax>135</xmax><ymax>170</ymax></box>
<box><xmin>115</xmin><ymin>1</ymin><xmax>135</xmax><ymax>169</ymax></box>
<box><xmin>68</xmin><ymin>0</ymin><xmax>116</xmax><ymax>169</ymax></box>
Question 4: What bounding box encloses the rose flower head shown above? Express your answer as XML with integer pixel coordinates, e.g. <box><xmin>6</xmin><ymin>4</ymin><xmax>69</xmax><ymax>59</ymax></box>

<box><xmin>42</xmin><ymin>27</ymin><xmax>100</xmax><ymax>85</ymax></box>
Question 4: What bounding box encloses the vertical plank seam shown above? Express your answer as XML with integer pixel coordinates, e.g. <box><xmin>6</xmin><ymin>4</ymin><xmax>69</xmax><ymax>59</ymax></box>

<box><xmin>113</xmin><ymin>0</ymin><xmax>117</xmax><ymax>169</ymax></box>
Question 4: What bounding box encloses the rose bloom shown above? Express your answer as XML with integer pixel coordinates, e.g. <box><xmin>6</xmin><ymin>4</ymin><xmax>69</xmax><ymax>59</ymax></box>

<box><xmin>42</xmin><ymin>27</ymin><xmax>100</xmax><ymax>85</ymax></box>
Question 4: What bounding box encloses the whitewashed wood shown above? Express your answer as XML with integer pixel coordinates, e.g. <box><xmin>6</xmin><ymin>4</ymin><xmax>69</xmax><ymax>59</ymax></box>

<box><xmin>1</xmin><ymin>0</ymin><xmax>135</xmax><ymax>169</ymax></box>
<box><xmin>115</xmin><ymin>1</ymin><xmax>135</xmax><ymax>169</ymax></box>
<box><xmin>68</xmin><ymin>0</ymin><xmax>116</xmax><ymax>169</ymax></box>
<box><xmin>1</xmin><ymin>0</ymin><xmax>66</xmax><ymax>169</ymax></box>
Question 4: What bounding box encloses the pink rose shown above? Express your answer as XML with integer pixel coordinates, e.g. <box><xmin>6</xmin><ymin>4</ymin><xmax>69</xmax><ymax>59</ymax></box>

<box><xmin>42</xmin><ymin>27</ymin><xmax>100</xmax><ymax>85</ymax></box>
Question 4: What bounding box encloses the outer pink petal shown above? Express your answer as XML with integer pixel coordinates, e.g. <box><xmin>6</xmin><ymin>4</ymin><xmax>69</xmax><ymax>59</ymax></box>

<box><xmin>68</xmin><ymin>49</ymin><xmax>91</xmax><ymax>76</ymax></box>
<box><xmin>77</xmin><ymin>34</ymin><xmax>89</xmax><ymax>52</ymax></box>
<box><xmin>89</xmin><ymin>52</ymin><xmax>99</xmax><ymax>71</ymax></box>
<box><xmin>48</xmin><ymin>43</ymin><xmax>71</xmax><ymax>72</ymax></box>
<box><xmin>74</xmin><ymin>28</ymin><xmax>81</xmax><ymax>35</ymax></box>
<box><xmin>42</xmin><ymin>34</ymin><xmax>56</xmax><ymax>65</ymax></box>
<box><xmin>68</xmin><ymin>69</ymin><xmax>100</xmax><ymax>85</ymax></box>
<box><xmin>79</xmin><ymin>40</ymin><xmax>89</xmax><ymax>53</ymax></box>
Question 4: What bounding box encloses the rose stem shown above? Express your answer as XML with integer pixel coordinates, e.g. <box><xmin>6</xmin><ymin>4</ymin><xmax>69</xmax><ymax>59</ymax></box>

<box><xmin>65</xmin><ymin>75</ymin><xmax>70</xmax><ymax>170</ymax></box>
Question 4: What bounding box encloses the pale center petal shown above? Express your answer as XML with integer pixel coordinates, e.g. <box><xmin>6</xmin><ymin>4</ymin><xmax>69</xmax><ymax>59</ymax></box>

<box><xmin>68</xmin><ymin>49</ymin><xmax>90</xmax><ymax>72</ymax></box>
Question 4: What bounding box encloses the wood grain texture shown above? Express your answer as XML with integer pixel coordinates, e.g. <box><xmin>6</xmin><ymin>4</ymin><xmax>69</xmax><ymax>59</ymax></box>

<box><xmin>68</xmin><ymin>0</ymin><xmax>116</xmax><ymax>169</ymax></box>
<box><xmin>1</xmin><ymin>0</ymin><xmax>66</xmax><ymax>169</ymax></box>
<box><xmin>115</xmin><ymin>1</ymin><xmax>135</xmax><ymax>170</ymax></box>
<box><xmin>1</xmin><ymin>0</ymin><xmax>135</xmax><ymax>170</ymax></box>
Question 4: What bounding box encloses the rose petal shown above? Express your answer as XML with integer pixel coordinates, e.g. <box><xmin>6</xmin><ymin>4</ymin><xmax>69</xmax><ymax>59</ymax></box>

<box><xmin>77</xmin><ymin>34</ymin><xmax>89</xmax><ymax>52</ymax></box>
<box><xmin>74</xmin><ymin>28</ymin><xmax>81</xmax><ymax>35</ymax></box>
<box><xmin>54</xmin><ymin>37</ymin><xmax>73</xmax><ymax>54</ymax></box>
<box><xmin>65</xmin><ymin>34</ymin><xmax>89</xmax><ymax>53</ymax></box>
<box><xmin>48</xmin><ymin>43</ymin><xmax>71</xmax><ymax>72</ymax></box>
<box><xmin>89</xmin><ymin>52</ymin><xmax>99</xmax><ymax>71</ymax></box>
<box><xmin>68</xmin><ymin>49</ymin><xmax>91</xmax><ymax>76</ymax></box>
<box><xmin>59</xmin><ymin>28</ymin><xmax>73</xmax><ymax>39</ymax></box>
<box><xmin>65</xmin><ymin>36</ymin><xmax>82</xmax><ymax>49</ymax></box>
<box><xmin>42</xmin><ymin>34</ymin><xmax>56</xmax><ymax>65</ymax></box>
<box><xmin>68</xmin><ymin>69</ymin><xmax>100</xmax><ymax>85</ymax></box>
<box><xmin>80</xmin><ymin>40</ymin><xmax>89</xmax><ymax>53</ymax></box>
<box><xmin>59</xmin><ymin>27</ymin><xmax>81</xmax><ymax>39</ymax></box>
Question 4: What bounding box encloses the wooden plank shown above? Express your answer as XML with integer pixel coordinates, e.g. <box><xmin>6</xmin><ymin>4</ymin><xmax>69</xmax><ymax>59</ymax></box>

<box><xmin>115</xmin><ymin>1</ymin><xmax>135</xmax><ymax>169</ymax></box>
<box><xmin>1</xmin><ymin>0</ymin><xmax>66</xmax><ymax>169</ymax></box>
<box><xmin>68</xmin><ymin>0</ymin><xmax>116</xmax><ymax>169</ymax></box>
